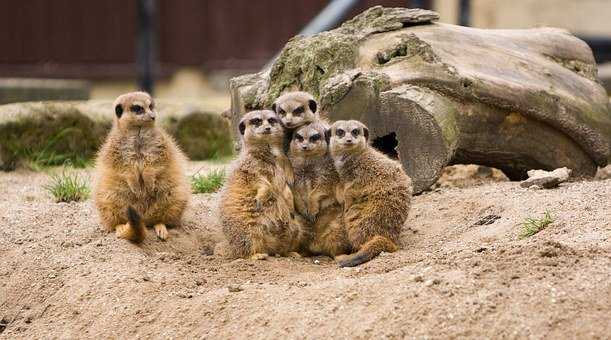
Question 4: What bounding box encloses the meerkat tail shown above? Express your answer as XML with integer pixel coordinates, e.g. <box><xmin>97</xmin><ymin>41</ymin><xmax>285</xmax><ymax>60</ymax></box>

<box><xmin>124</xmin><ymin>206</ymin><xmax>146</xmax><ymax>243</ymax></box>
<box><xmin>337</xmin><ymin>235</ymin><xmax>398</xmax><ymax>267</ymax></box>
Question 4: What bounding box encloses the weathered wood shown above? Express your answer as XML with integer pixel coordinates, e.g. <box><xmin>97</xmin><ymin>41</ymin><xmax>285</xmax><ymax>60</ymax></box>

<box><xmin>229</xmin><ymin>6</ymin><xmax>611</xmax><ymax>193</ymax></box>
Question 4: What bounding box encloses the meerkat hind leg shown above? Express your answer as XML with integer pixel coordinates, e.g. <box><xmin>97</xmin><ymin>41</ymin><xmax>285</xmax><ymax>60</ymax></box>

<box><xmin>115</xmin><ymin>223</ymin><xmax>146</xmax><ymax>243</ymax></box>
<box><xmin>250</xmin><ymin>253</ymin><xmax>269</xmax><ymax>260</ymax></box>
<box><xmin>154</xmin><ymin>223</ymin><xmax>169</xmax><ymax>241</ymax></box>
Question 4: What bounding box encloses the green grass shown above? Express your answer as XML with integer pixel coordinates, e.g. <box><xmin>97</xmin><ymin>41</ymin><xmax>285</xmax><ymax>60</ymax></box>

<box><xmin>207</xmin><ymin>150</ymin><xmax>235</xmax><ymax>164</ymax></box>
<box><xmin>20</xmin><ymin>127</ymin><xmax>93</xmax><ymax>170</ymax></box>
<box><xmin>191</xmin><ymin>169</ymin><xmax>225</xmax><ymax>194</ymax></box>
<box><xmin>44</xmin><ymin>169</ymin><xmax>90</xmax><ymax>202</ymax></box>
<box><xmin>520</xmin><ymin>211</ymin><xmax>554</xmax><ymax>239</ymax></box>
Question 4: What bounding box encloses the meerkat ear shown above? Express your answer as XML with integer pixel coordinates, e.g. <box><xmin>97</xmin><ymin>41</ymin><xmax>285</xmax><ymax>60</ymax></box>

<box><xmin>239</xmin><ymin>120</ymin><xmax>246</xmax><ymax>135</ymax></box>
<box><xmin>271</xmin><ymin>102</ymin><xmax>277</xmax><ymax>113</ymax></box>
<box><xmin>308</xmin><ymin>99</ymin><xmax>317</xmax><ymax>113</ymax></box>
<box><xmin>324</xmin><ymin>128</ymin><xmax>331</xmax><ymax>144</ymax></box>
<box><xmin>115</xmin><ymin>104</ymin><xmax>123</xmax><ymax>118</ymax></box>
<box><xmin>363</xmin><ymin>127</ymin><xmax>369</xmax><ymax>141</ymax></box>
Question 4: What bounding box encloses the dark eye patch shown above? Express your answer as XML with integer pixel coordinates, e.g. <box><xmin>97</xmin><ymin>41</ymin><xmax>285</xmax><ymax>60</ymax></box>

<box><xmin>268</xmin><ymin>118</ymin><xmax>278</xmax><ymax>125</ymax></box>
<box><xmin>293</xmin><ymin>106</ymin><xmax>304</xmax><ymax>115</ymax></box>
<box><xmin>336</xmin><ymin>129</ymin><xmax>345</xmax><ymax>137</ymax></box>
<box><xmin>351</xmin><ymin>129</ymin><xmax>360</xmax><ymax>137</ymax></box>
<box><xmin>249</xmin><ymin>118</ymin><xmax>262</xmax><ymax>126</ymax></box>
<box><xmin>130</xmin><ymin>105</ymin><xmax>144</xmax><ymax>114</ymax></box>
<box><xmin>309</xmin><ymin>134</ymin><xmax>321</xmax><ymax>143</ymax></box>
<box><xmin>149</xmin><ymin>101</ymin><xmax>155</xmax><ymax>110</ymax></box>
<box><xmin>278</xmin><ymin>108</ymin><xmax>286</xmax><ymax>116</ymax></box>
<box><xmin>295</xmin><ymin>133</ymin><xmax>304</xmax><ymax>142</ymax></box>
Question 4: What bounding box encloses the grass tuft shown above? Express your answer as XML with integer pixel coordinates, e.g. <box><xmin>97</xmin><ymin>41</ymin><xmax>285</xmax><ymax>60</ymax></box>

<box><xmin>191</xmin><ymin>169</ymin><xmax>225</xmax><ymax>194</ymax></box>
<box><xmin>44</xmin><ymin>169</ymin><xmax>90</xmax><ymax>202</ymax></box>
<box><xmin>20</xmin><ymin>127</ymin><xmax>93</xmax><ymax>170</ymax></box>
<box><xmin>520</xmin><ymin>211</ymin><xmax>554</xmax><ymax>239</ymax></box>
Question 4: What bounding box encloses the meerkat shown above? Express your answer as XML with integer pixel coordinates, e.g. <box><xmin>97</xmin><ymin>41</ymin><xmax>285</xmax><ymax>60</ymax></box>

<box><xmin>93</xmin><ymin>91</ymin><xmax>190</xmax><ymax>243</ymax></box>
<box><xmin>218</xmin><ymin>110</ymin><xmax>304</xmax><ymax>259</ymax></box>
<box><xmin>288</xmin><ymin>122</ymin><xmax>351</xmax><ymax>257</ymax></box>
<box><xmin>272</xmin><ymin>91</ymin><xmax>326</xmax><ymax>182</ymax></box>
<box><xmin>272</xmin><ymin>91</ymin><xmax>321</xmax><ymax>130</ymax></box>
<box><xmin>329</xmin><ymin>120</ymin><xmax>413</xmax><ymax>267</ymax></box>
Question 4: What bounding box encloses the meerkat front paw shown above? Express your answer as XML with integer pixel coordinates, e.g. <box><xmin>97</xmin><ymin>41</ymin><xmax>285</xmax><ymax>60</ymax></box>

<box><xmin>154</xmin><ymin>223</ymin><xmax>168</xmax><ymax>241</ymax></box>
<box><xmin>250</xmin><ymin>253</ymin><xmax>269</xmax><ymax>260</ymax></box>
<box><xmin>288</xmin><ymin>252</ymin><xmax>302</xmax><ymax>258</ymax></box>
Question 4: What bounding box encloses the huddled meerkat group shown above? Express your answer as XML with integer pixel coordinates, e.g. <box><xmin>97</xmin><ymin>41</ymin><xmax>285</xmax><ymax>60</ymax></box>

<box><xmin>93</xmin><ymin>90</ymin><xmax>412</xmax><ymax>267</ymax></box>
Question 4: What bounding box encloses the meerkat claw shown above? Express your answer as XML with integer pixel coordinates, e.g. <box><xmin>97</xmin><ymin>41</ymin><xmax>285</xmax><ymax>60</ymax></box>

<box><xmin>154</xmin><ymin>223</ymin><xmax>168</xmax><ymax>241</ymax></box>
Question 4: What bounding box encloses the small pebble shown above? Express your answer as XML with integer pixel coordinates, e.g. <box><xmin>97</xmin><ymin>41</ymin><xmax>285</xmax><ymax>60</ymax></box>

<box><xmin>228</xmin><ymin>284</ymin><xmax>243</xmax><ymax>293</ymax></box>
<box><xmin>424</xmin><ymin>278</ymin><xmax>440</xmax><ymax>287</ymax></box>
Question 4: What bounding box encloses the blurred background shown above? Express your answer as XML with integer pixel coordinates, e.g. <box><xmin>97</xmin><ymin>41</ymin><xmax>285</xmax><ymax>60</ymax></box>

<box><xmin>1</xmin><ymin>0</ymin><xmax>610</xmax><ymax>109</ymax></box>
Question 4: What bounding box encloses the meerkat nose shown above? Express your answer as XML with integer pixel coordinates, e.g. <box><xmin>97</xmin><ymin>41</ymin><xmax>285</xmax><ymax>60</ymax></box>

<box><xmin>301</xmin><ymin>145</ymin><xmax>308</xmax><ymax>150</ymax></box>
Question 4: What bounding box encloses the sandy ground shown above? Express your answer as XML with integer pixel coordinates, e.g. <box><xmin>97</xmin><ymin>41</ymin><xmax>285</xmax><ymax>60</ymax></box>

<box><xmin>0</xmin><ymin>162</ymin><xmax>610</xmax><ymax>339</ymax></box>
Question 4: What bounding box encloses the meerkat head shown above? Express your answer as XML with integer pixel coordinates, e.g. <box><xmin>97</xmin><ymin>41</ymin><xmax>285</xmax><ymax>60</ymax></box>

<box><xmin>290</xmin><ymin>122</ymin><xmax>328</xmax><ymax>159</ymax></box>
<box><xmin>271</xmin><ymin>91</ymin><xmax>318</xmax><ymax>129</ymax></box>
<box><xmin>113</xmin><ymin>91</ymin><xmax>156</xmax><ymax>130</ymax></box>
<box><xmin>328</xmin><ymin>120</ymin><xmax>369</xmax><ymax>157</ymax></box>
<box><xmin>238</xmin><ymin>110</ymin><xmax>284</xmax><ymax>147</ymax></box>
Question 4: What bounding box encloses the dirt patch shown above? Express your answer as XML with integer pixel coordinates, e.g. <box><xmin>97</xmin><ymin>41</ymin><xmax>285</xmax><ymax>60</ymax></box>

<box><xmin>0</xmin><ymin>162</ymin><xmax>610</xmax><ymax>338</ymax></box>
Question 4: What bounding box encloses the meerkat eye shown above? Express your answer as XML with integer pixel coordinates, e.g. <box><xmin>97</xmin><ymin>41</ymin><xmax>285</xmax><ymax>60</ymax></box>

<box><xmin>249</xmin><ymin>118</ymin><xmax>262</xmax><ymax>126</ymax></box>
<box><xmin>278</xmin><ymin>108</ymin><xmax>286</xmax><ymax>116</ymax></box>
<box><xmin>295</xmin><ymin>134</ymin><xmax>304</xmax><ymax>142</ymax></box>
<box><xmin>293</xmin><ymin>106</ymin><xmax>304</xmax><ymax>115</ymax></box>
<box><xmin>310</xmin><ymin>134</ymin><xmax>321</xmax><ymax>143</ymax></box>
<box><xmin>268</xmin><ymin>118</ymin><xmax>278</xmax><ymax>125</ymax></box>
<box><xmin>336</xmin><ymin>129</ymin><xmax>345</xmax><ymax>138</ymax></box>
<box><xmin>351</xmin><ymin>129</ymin><xmax>360</xmax><ymax>137</ymax></box>
<box><xmin>131</xmin><ymin>105</ymin><xmax>144</xmax><ymax>114</ymax></box>
<box><xmin>149</xmin><ymin>102</ymin><xmax>155</xmax><ymax>110</ymax></box>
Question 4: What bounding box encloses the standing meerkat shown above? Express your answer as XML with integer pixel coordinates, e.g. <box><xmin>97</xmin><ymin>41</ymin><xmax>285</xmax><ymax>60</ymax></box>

<box><xmin>289</xmin><ymin>122</ymin><xmax>350</xmax><ymax>257</ymax></box>
<box><xmin>218</xmin><ymin>110</ymin><xmax>303</xmax><ymax>259</ymax></box>
<box><xmin>329</xmin><ymin>120</ymin><xmax>413</xmax><ymax>267</ymax></box>
<box><xmin>93</xmin><ymin>91</ymin><xmax>190</xmax><ymax>243</ymax></box>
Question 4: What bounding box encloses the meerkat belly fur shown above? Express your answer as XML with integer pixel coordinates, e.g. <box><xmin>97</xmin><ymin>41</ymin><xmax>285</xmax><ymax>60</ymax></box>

<box><xmin>93</xmin><ymin>92</ymin><xmax>190</xmax><ymax>243</ymax></box>
<box><xmin>219</xmin><ymin>110</ymin><xmax>303</xmax><ymax>258</ymax></box>
<box><xmin>289</xmin><ymin>122</ymin><xmax>351</xmax><ymax>257</ymax></box>
<box><xmin>329</xmin><ymin>120</ymin><xmax>413</xmax><ymax>267</ymax></box>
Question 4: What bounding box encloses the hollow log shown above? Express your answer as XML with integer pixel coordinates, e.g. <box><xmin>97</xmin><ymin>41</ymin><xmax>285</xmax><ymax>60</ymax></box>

<box><xmin>228</xmin><ymin>6</ymin><xmax>611</xmax><ymax>193</ymax></box>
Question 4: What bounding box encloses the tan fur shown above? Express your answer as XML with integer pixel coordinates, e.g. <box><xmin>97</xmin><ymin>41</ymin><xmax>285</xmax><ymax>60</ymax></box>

<box><xmin>93</xmin><ymin>92</ymin><xmax>190</xmax><ymax>243</ymax></box>
<box><xmin>289</xmin><ymin>122</ymin><xmax>350</xmax><ymax>257</ymax></box>
<box><xmin>329</xmin><ymin>120</ymin><xmax>413</xmax><ymax>267</ymax></box>
<box><xmin>218</xmin><ymin>110</ymin><xmax>304</xmax><ymax>258</ymax></box>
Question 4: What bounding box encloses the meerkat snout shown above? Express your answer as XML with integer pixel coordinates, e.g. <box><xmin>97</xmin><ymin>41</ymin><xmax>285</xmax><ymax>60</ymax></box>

<box><xmin>290</xmin><ymin>122</ymin><xmax>328</xmax><ymax>157</ymax></box>
<box><xmin>329</xmin><ymin>120</ymin><xmax>369</xmax><ymax>155</ymax></box>
<box><xmin>113</xmin><ymin>91</ymin><xmax>157</xmax><ymax>129</ymax></box>
<box><xmin>272</xmin><ymin>91</ymin><xmax>318</xmax><ymax>129</ymax></box>
<box><xmin>238</xmin><ymin>110</ymin><xmax>284</xmax><ymax>144</ymax></box>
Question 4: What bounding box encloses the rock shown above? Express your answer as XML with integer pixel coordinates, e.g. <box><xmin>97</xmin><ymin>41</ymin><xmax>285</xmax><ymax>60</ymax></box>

<box><xmin>520</xmin><ymin>167</ymin><xmax>572</xmax><ymax>188</ymax></box>
<box><xmin>0</xmin><ymin>100</ymin><xmax>231</xmax><ymax>170</ymax></box>
<box><xmin>227</xmin><ymin>284</ymin><xmax>243</xmax><ymax>293</ymax></box>
<box><xmin>424</xmin><ymin>278</ymin><xmax>440</xmax><ymax>287</ymax></box>
<box><xmin>229</xmin><ymin>6</ymin><xmax>611</xmax><ymax>193</ymax></box>
<box><xmin>595</xmin><ymin>165</ymin><xmax>611</xmax><ymax>180</ymax></box>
